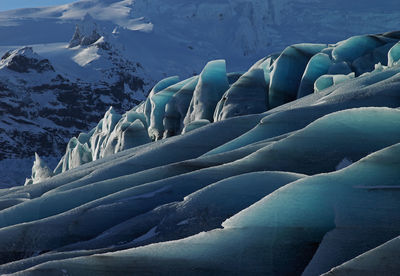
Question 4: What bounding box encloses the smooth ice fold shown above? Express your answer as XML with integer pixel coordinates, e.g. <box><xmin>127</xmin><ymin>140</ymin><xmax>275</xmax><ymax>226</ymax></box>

<box><xmin>332</xmin><ymin>35</ymin><xmax>387</xmax><ymax>63</ymax></box>
<box><xmin>184</xmin><ymin>59</ymin><xmax>229</xmax><ymax>126</ymax></box>
<box><xmin>297</xmin><ymin>53</ymin><xmax>333</xmax><ymax>98</ymax></box>
<box><xmin>182</xmin><ymin>119</ymin><xmax>210</xmax><ymax>134</ymax></box>
<box><xmin>144</xmin><ymin>76</ymin><xmax>180</xmax><ymax>126</ymax></box>
<box><xmin>314</xmin><ymin>73</ymin><xmax>355</xmax><ymax>93</ymax></box>
<box><xmin>148</xmin><ymin>78</ymin><xmax>193</xmax><ymax>140</ymax></box>
<box><xmin>163</xmin><ymin>76</ymin><xmax>199</xmax><ymax>138</ymax></box>
<box><xmin>102</xmin><ymin>111</ymin><xmax>150</xmax><ymax>157</ymax></box>
<box><xmin>322</xmin><ymin>235</ymin><xmax>400</xmax><ymax>276</ymax></box>
<box><xmin>16</xmin><ymin>142</ymin><xmax>400</xmax><ymax>275</ymax></box>
<box><xmin>268</xmin><ymin>43</ymin><xmax>327</xmax><ymax>108</ymax></box>
<box><xmin>388</xmin><ymin>41</ymin><xmax>400</xmax><ymax>66</ymax></box>
<box><xmin>214</xmin><ymin>68</ymin><xmax>268</xmax><ymax>121</ymax></box>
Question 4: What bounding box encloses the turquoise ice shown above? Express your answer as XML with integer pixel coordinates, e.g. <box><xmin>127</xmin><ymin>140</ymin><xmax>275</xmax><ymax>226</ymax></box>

<box><xmin>184</xmin><ymin>60</ymin><xmax>230</xmax><ymax>125</ymax></box>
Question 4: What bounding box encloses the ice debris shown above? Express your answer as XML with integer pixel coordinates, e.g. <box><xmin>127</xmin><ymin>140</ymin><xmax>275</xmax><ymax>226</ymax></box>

<box><xmin>24</xmin><ymin>153</ymin><xmax>53</xmax><ymax>185</ymax></box>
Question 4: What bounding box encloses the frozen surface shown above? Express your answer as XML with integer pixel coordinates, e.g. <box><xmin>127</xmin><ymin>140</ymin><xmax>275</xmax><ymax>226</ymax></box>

<box><xmin>11</xmin><ymin>142</ymin><xmax>400</xmax><ymax>275</ymax></box>
<box><xmin>182</xmin><ymin>119</ymin><xmax>210</xmax><ymax>134</ymax></box>
<box><xmin>268</xmin><ymin>43</ymin><xmax>326</xmax><ymax>108</ymax></box>
<box><xmin>0</xmin><ymin>30</ymin><xmax>400</xmax><ymax>275</ymax></box>
<box><xmin>3</xmin><ymin>0</ymin><xmax>400</xmax><ymax>190</ymax></box>
<box><xmin>144</xmin><ymin>76</ymin><xmax>180</xmax><ymax>126</ymax></box>
<box><xmin>148</xmin><ymin>78</ymin><xmax>193</xmax><ymax>140</ymax></box>
<box><xmin>314</xmin><ymin>73</ymin><xmax>355</xmax><ymax>93</ymax></box>
<box><xmin>332</xmin><ymin>35</ymin><xmax>388</xmax><ymax>63</ymax></box>
<box><xmin>24</xmin><ymin>153</ymin><xmax>53</xmax><ymax>185</ymax></box>
<box><xmin>322</xmin><ymin>235</ymin><xmax>400</xmax><ymax>276</ymax></box>
<box><xmin>47</xmin><ymin>32</ymin><xmax>400</xmax><ymax>176</ymax></box>
<box><xmin>184</xmin><ymin>60</ymin><xmax>230</xmax><ymax>125</ymax></box>
<box><xmin>214</xmin><ymin>68</ymin><xmax>268</xmax><ymax>121</ymax></box>
<box><xmin>297</xmin><ymin>53</ymin><xmax>332</xmax><ymax>97</ymax></box>
<box><xmin>164</xmin><ymin>76</ymin><xmax>199</xmax><ymax>137</ymax></box>
<box><xmin>388</xmin><ymin>41</ymin><xmax>400</xmax><ymax>66</ymax></box>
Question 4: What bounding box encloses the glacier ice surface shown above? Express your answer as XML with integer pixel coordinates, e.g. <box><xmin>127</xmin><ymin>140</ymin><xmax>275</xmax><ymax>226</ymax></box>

<box><xmin>24</xmin><ymin>153</ymin><xmax>53</xmax><ymax>185</ymax></box>
<box><xmin>3</xmin><ymin>31</ymin><xmax>400</xmax><ymax>276</ymax></box>
<box><xmin>388</xmin><ymin>41</ymin><xmax>400</xmax><ymax>66</ymax></box>
<box><xmin>332</xmin><ymin>35</ymin><xmax>388</xmax><ymax>63</ymax></box>
<box><xmin>268</xmin><ymin>43</ymin><xmax>327</xmax><ymax>108</ymax></box>
<box><xmin>184</xmin><ymin>59</ymin><xmax>230</xmax><ymax>125</ymax></box>
<box><xmin>144</xmin><ymin>75</ymin><xmax>180</xmax><ymax>126</ymax></box>
<box><xmin>163</xmin><ymin>76</ymin><xmax>199</xmax><ymax>138</ymax></box>
<box><xmin>297</xmin><ymin>53</ymin><xmax>332</xmax><ymax>98</ymax></box>
<box><xmin>17</xmin><ymin>142</ymin><xmax>400</xmax><ymax>275</ymax></box>
<box><xmin>214</xmin><ymin>68</ymin><xmax>268</xmax><ymax>121</ymax></box>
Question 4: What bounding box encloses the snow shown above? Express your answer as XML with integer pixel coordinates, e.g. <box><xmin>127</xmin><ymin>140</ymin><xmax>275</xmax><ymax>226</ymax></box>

<box><xmin>18</xmin><ymin>31</ymin><xmax>400</xmax><ymax>185</ymax></box>
<box><xmin>2</xmin><ymin>0</ymin><xmax>400</xmax><ymax>192</ymax></box>
<box><xmin>182</xmin><ymin>119</ymin><xmax>210</xmax><ymax>134</ymax></box>
<box><xmin>132</xmin><ymin>226</ymin><xmax>158</xmax><ymax>243</ymax></box>
<box><xmin>68</xmin><ymin>13</ymin><xmax>101</xmax><ymax>48</ymax></box>
<box><xmin>335</xmin><ymin>157</ymin><xmax>353</xmax><ymax>171</ymax></box>
<box><xmin>72</xmin><ymin>45</ymin><xmax>100</xmax><ymax>66</ymax></box>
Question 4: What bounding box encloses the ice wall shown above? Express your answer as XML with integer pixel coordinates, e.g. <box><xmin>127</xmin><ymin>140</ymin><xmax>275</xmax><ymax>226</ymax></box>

<box><xmin>184</xmin><ymin>60</ymin><xmax>230</xmax><ymax>125</ymax></box>
<box><xmin>28</xmin><ymin>32</ymin><xmax>400</xmax><ymax>196</ymax></box>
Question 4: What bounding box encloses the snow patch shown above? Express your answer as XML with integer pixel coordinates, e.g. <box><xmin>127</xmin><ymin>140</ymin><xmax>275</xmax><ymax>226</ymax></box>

<box><xmin>335</xmin><ymin>158</ymin><xmax>353</xmax><ymax>171</ymax></box>
<box><xmin>72</xmin><ymin>46</ymin><xmax>100</xmax><ymax>66</ymax></box>
<box><xmin>133</xmin><ymin>226</ymin><xmax>158</xmax><ymax>242</ymax></box>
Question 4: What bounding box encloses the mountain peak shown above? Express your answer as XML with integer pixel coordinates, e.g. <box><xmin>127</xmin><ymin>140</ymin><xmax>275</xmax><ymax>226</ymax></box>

<box><xmin>0</xmin><ymin>46</ymin><xmax>54</xmax><ymax>73</ymax></box>
<box><xmin>68</xmin><ymin>13</ymin><xmax>102</xmax><ymax>48</ymax></box>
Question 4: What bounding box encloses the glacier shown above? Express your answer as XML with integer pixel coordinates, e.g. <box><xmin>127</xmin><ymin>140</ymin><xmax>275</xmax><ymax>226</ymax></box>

<box><xmin>44</xmin><ymin>31</ymin><xmax>400</xmax><ymax>173</ymax></box>
<box><xmin>1</xmin><ymin>25</ymin><xmax>400</xmax><ymax>276</ymax></box>
<box><xmin>5</xmin><ymin>143</ymin><xmax>399</xmax><ymax>275</ymax></box>
<box><xmin>3</xmin><ymin>0</ymin><xmax>400</xmax><ymax>188</ymax></box>
<box><xmin>214</xmin><ymin>67</ymin><xmax>268</xmax><ymax>121</ymax></box>
<box><xmin>322</xmin><ymin>235</ymin><xmax>400</xmax><ymax>276</ymax></box>
<box><xmin>184</xmin><ymin>60</ymin><xmax>230</xmax><ymax>125</ymax></box>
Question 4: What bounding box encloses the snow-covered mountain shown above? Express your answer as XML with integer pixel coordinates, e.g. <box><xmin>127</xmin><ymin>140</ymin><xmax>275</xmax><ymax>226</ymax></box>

<box><xmin>1</xmin><ymin>0</ymin><xmax>400</xmax><ymax>187</ymax></box>
<box><xmin>1</xmin><ymin>29</ymin><xmax>400</xmax><ymax>275</ymax></box>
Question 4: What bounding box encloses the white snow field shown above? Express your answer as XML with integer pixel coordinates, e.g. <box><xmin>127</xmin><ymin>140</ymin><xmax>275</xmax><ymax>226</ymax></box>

<box><xmin>0</xmin><ymin>27</ymin><xmax>399</xmax><ymax>275</ymax></box>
